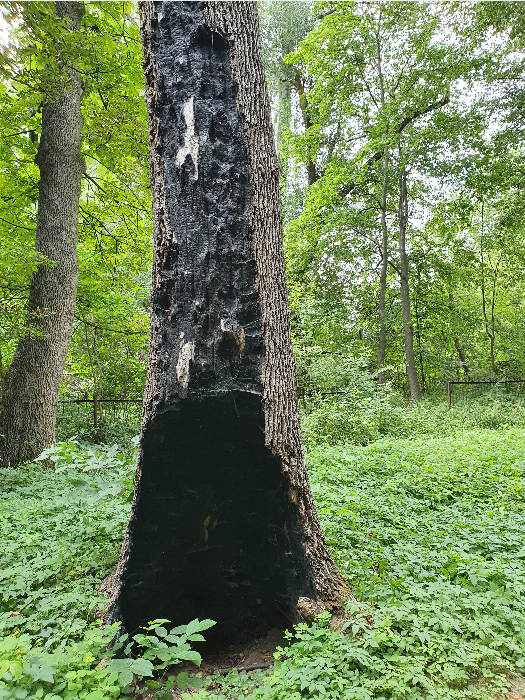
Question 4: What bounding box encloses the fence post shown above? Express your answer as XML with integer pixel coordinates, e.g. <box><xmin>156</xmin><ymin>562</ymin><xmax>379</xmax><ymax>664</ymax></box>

<box><xmin>447</xmin><ymin>381</ymin><xmax>451</xmax><ymax>409</ymax></box>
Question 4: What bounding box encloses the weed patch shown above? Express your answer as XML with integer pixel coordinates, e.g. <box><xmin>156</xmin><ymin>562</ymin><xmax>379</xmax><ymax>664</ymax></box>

<box><xmin>3</xmin><ymin>431</ymin><xmax>525</xmax><ymax>698</ymax></box>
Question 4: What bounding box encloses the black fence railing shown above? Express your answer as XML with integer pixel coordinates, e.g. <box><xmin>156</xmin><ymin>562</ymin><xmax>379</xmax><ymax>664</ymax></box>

<box><xmin>447</xmin><ymin>379</ymin><xmax>525</xmax><ymax>408</ymax></box>
<box><xmin>57</xmin><ymin>397</ymin><xmax>143</xmax><ymax>442</ymax></box>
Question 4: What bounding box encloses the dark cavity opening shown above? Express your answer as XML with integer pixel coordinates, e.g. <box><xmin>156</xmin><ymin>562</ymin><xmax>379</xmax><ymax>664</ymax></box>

<box><xmin>117</xmin><ymin>391</ymin><xmax>315</xmax><ymax>650</ymax></box>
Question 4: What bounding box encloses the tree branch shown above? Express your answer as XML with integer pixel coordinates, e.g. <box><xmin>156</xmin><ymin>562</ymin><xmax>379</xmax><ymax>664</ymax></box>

<box><xmin>340</xmin><ymin>94</ymin><xmax>450</xmax><ymax>197</ymax></box>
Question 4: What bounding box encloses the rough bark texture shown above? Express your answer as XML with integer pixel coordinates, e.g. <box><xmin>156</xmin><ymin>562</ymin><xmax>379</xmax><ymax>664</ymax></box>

<box><xmin>108</xmin><ymin>0</ymin><xmax>346</xmax><ymax>649</ymax></box>
<box><xmin>0</xmin><ymin>2</ymin><xmax>84</xmax><ymax>468</ymax></box>
<box><xmin>398</xmin><ymin>165</ymin><xmax>420</xmax><ymax>402</ymax></box>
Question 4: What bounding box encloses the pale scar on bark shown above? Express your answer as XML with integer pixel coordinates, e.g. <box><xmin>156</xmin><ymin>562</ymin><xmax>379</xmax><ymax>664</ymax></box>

<box><xmin>176</xmin><ymin>338</ymin><xmax>195</xmax><ymax>388</ymax></box>
<box><xmin>234</xmin><ymin>327</ymin><xmax>245</xmax><ymax>355</ymax></box>
<box><xmin>175</xmin><ymin>96</ymin><xmax>199</xmax><ymax>180</ymax></box>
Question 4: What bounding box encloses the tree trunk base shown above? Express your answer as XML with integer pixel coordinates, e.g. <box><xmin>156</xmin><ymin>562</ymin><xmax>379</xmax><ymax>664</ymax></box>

<box><xmin>109</xmin><ymin>391</ymin><xmax>318</xmax><ymax>649</ymax></box>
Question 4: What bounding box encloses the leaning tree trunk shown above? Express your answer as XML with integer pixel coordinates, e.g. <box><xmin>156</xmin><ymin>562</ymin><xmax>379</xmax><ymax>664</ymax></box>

<box><xmin>398</xmin><ymin>163</ymin><xmax>420</xmax><ymax>402</ymax></box>
<box><xmin>0</xmin><ymin>1</ymin><xmax>84</xmax><ymax>468</ymax></box>
<box><xmin>107</xmin><ymin>0</ymin><xmax>347</xmax><ymax>648</ymax></box>
<box><xmin>449</xmin><ymin>295</ymin><xmax>470</xmax><ymax>377</ymax></box>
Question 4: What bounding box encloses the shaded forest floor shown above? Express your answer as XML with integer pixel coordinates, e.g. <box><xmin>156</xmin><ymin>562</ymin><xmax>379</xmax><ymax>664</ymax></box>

<box><xmin>2</xmin><ymin>429</ymin><xmax>525</xmax><ymax>698</ymax></box>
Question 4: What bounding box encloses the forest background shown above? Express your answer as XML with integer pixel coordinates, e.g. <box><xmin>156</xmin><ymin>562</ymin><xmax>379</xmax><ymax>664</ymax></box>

<box><xmin>1</xmin><ymin>0</ymin><xmax>525</xmax><ymax>444</ymax></box>
<box><xmin>2</xmin><ymin>3</ymin><xmax>525</xmax><ymax>700</ymax></box>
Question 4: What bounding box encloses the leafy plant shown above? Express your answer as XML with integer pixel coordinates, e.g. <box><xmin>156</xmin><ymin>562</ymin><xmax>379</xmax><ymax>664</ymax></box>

<box><xmin>191</xmin><ymin>430</ymin><xmax>525</xmax><ymax>700</ymax></box>
<box><xmin>107</xmin><ymin>618</ymin><xmax>215</xmax><ymax>691</ymax></box>
<box><xmin>0</xmin><ymin>618</ymin><xmax>214</xmax><ymax>699</ymax></box>
<box><xmin>0</xmin><ymin>442</ymin><xmax>134</xmax><ymax>647</ymax></box>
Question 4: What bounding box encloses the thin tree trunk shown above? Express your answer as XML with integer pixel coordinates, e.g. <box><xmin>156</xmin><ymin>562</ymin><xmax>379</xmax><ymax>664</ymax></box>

<box><xmin>480</xmin><ymin>202</ymin><xmax>497</xmax><ymax>375</ymax></box>
<box><xmin>0</xmin><ymin>2</ymin><xmax>84</xmax><ymax>468</ymax></box>
<box><xmin>397</xmin><ymin>161</ymin><xmax>420</xmax><ymax>402</ymax></box>
<box><xmin>375</xmin><ymin>21</ymin><xmax>389</xmax><ymax>383</ymax></box>
<box><xmin>276</xmin><ymin>81</ymin><xmax>292</xmax><ymax>154</ymax></box>
<box><xmin>377</xmin><ymin>149</ymin><xmax>389</xmax><ymax>383</ymax></box>
<box><xmin>448</xmin><ymin>294</ymin><xmax>470</xmax><ymax>377</ymax></box>
<box><xmin>294</xmin><ymin>72</ymin><xmax>319</xmax><ymax>185</ymax></box>
<box><xmin>414</xmin><ymin>288</ymin><xmax>425</xmax><ymax>391</ymax></box>
<box><xmin>108</xmin><ymin>0</ymin><xmax>346</xmax><ymax>649</ymax></box>
<box><xmin>454</xmin><ymin>337</ymin><xmax>470</xmax><ymax>376</ymax></box>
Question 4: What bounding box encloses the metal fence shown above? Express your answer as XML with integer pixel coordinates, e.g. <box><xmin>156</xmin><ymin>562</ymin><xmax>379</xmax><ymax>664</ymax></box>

<box><xmin>56</xmin><ymin>396</ymin><xmax>143</xmax><ymax>442</ymax></box>
<box><xmin>447</xmin><ymin>380</ymin><xmax>525</xmax><ymax>409</ymax></box>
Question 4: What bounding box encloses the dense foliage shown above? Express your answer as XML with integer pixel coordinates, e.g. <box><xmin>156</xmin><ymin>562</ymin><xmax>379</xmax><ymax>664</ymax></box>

<box><xmin>0</xmin><ymin>1</ymin><xmax>151</xmax><ymax>398</ymax></box>
<box><xmin>3</xmin><ymin>424</ymin><xmax>525</xmax><ymax>698</ymax></box>
<box><xmin>2</xmin><ymin>1</ymin><xmax>524</xmax><ymax>404</ymax></box>
<box><xmin>193</xmin><ymin>428</ymin><xmax>525</xmax><ymax>700</ymax></box>
<box><xmin>260</xmin><ymin>1</ymin><xmax>525</xmax><ymax>393</ymax></box>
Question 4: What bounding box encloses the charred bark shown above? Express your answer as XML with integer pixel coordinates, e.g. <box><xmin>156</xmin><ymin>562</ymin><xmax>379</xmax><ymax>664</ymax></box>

<box><xmin>108</xmin><ymin>1</ymin><xmax>346</xmax><ymax>649</ymax></box>
<box><xmin>0</xmin><ymin>2</ymin><xmax>84</xmax><ymax>468</ymax></box>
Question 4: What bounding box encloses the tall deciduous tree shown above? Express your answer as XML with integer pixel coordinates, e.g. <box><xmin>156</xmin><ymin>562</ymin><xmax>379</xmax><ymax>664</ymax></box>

<box><xmin>107</xmin><ymin>0</ymin><xmax>346</xmax><ymax>647</ymax></box>
<box><xmin>285</xmin><ymin>2</ymin><xmax>473</xmax><ymax>393</ymax></box>
<box><xmin>0</xmin><ymin>1</ymin><xmax>84</xmax><ymax>467</ymax></box>
<box><xmin>0</xmin><ymin>2</ymin><xmax>151</xmax><ymax>438</ymax></box>
<box><xmin>397</xmin><ymin>157</ymin><xmax>420</xmax><ymax>401</ymax></box>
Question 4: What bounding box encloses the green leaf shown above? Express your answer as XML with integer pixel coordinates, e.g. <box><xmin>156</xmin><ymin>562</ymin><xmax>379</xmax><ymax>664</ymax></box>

<box><xmin>105</xmin><ymin>659</ymin><xmax>134</xmax><ymax>687</ymax></box>
<box><xmin>185</xmin><ymin>619</ymin><xmax>216</xmax><ymax>636</ymax></box>
<box><xmin>129</xmin><ymin>657</ymin><xmax>154</xmax><ymax>678</ymax></box>
<box><xmin>176</xmin><ymin>650</ymin><xmax>202</xmax><ymax>665</ymax></box>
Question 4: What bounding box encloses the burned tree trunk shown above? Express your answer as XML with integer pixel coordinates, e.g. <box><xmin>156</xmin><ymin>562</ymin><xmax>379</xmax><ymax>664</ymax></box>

<box><xmin>0</xmin><ymin>2</ymin><xmax>84</xmax><ymax>468</ymax></box>
<box><xmin>108</xmin><ymin>1</ymin><xmax>346</xmax><ymax>648</ymax></box>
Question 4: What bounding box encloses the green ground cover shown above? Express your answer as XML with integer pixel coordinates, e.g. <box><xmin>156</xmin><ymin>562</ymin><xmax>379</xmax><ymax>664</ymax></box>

<box><xmin>2</xmin><ymin>428</ymin><xmax>525</xmax><ymax>698</ymax></box>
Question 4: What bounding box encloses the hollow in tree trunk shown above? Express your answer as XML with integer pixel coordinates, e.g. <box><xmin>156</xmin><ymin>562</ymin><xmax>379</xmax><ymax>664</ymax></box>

<box><xmin>0</xmin><ymin>1</ymin><xmax>84</xmax><ymax>468</ymax></box>
<box><xmin>107</xmin><ymin>0</ymin><xmax>347</xmax><ymax>649</ymax></box>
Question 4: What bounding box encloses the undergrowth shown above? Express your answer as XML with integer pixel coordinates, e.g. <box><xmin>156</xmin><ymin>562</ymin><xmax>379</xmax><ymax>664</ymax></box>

<box><xmin>0</xmin><ymin>440</ymin><xmax>135</xmax><ymax>648</ymax></box>
<box><xmin>296</xmin><ymin>349</ymin><xmax>525</xmax><ymax>446</ymax></box>
<box><xmin>194</xmin><ymin>429</ymin><xmax>525</xmax><ymax>700</ymax></box>
<box><xmin>301</xmin><ymin>393</ymin><xmax>525</xmax><ymax>446</ymax></box>
<box><xmin>3</xmin><ymin>429</ymin><xmax>525</xmax><ymax>698</ymax></box>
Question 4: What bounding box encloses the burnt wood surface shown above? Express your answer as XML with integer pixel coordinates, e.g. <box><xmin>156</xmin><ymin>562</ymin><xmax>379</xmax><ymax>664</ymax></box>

<box><xmin>109</xmin><ymin>0</ymin><xmax>346</xmax><ymax>649</ymax></box>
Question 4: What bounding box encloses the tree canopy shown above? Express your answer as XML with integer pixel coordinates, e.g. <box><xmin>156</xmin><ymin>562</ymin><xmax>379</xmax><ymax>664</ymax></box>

<box><xmin>1</xmin><ymin>0</ymin><xmax>524</xmax><ymax>405</ymax></box>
